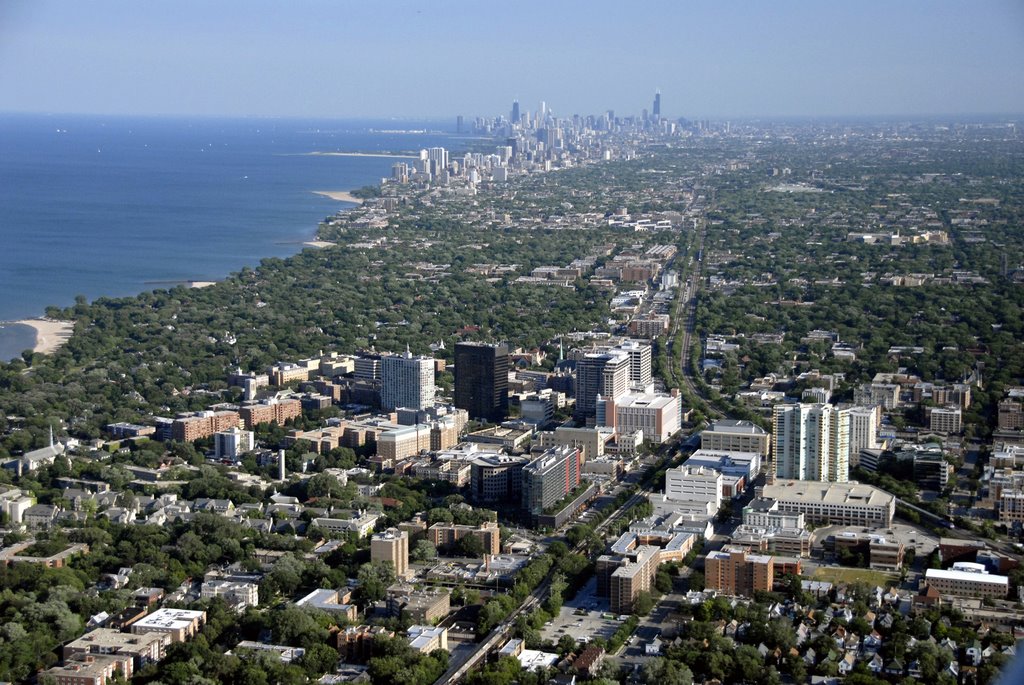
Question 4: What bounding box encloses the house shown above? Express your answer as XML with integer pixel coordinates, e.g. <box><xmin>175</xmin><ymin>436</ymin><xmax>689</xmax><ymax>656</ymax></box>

<box><xmin>573</xmin><ymin>645</ymin><xmax>605</xmax><ymax>678</ymax></box>
<box><xmin>863</xmin><ymin>630</ymin><xmax>883</xmax><ymax>652</ymax></box>
<box><xmin>885</xmin><ymin>658</ymin><xmax>905</xmax><ymax>676</ymax></box>
<box><xmin>868</xmin><ymin>654</ymin><xmax>884</xmax><ymax>674</ymax></box>
<box><xmin>645</xmin><ymin>637</ymin><xmax>662</xmax><ymax>655</ymax></box>
<box><xmin>838</xmin><ymin>652</ymin><xmax>857</xmax><ymax>675</ymax></box>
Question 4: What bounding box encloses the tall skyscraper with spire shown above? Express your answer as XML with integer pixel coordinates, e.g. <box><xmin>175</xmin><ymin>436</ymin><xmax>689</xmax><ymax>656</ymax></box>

<box><xmin>511</xmin><ymin>100</ymin><xmax>520</xmax><ymax>125</ymax></box>
<box><xmin>652</xmin><ymin>91</ymin><xmax>661</xmax><ymax>119</ymax></box>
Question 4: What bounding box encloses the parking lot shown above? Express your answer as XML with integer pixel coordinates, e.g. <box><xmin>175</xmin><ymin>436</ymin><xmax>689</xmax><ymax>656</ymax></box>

<box><xmin>539</xmin><ymin>577</ymin><xmax>626</xmax><ymax>646</ymax></box>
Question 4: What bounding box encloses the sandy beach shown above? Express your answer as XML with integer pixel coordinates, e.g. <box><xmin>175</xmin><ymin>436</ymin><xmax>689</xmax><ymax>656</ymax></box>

<box><xmin>313</xmin><ymin>190</ymin><xmax>364</xmax><ymax>204</ymax></box>
<box><xmin>303</xmin><ymin>240</ymin><xmax>336</xmax><ymax>249</ymax></box>
<box><xmin>14</xmin><ymin>318</ymin><xmax>74</xmax><ymax>355</ymax></box>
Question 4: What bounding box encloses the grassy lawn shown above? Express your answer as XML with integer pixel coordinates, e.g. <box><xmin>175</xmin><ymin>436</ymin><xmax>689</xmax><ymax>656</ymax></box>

<box><xmin>811</xmin><ymin>567</ymin><xmax>895</xmax><ymax>587</ymax></box>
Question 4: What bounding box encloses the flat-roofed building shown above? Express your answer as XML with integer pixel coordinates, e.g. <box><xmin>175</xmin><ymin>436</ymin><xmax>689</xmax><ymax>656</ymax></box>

<box><xmin>470</xmin><ymin>453</ymin><xmax>528</xmax><ymax>505</ymax></box>
<box><xmin>758</xmin><ymin>479</ymin><xmax>895</xmax><ymax>527</ymax></box>
<box><xmin>129</xmin><ymin>608</ymin><xmax>206</xmax><ymax>643</ymax></box>
<box><xmin>685</xmin><ymin>449</ymin><xmax>762</xmax><ymax>481</ymax></box>
<box><xmin>521</xmin><ymin>445</ymin><xmax>582</xmax><ymax>517</ymax></box>
<box><xmin>664</xmin><ymin>465</ymin><xmax>722</xmax><ymax>509</ymax></box>
<box><xmin>295</xmin><ymin>588</ymin><xmax>357</xmax><ymax>621</ymax></box>
<box><xmin>700</xmin><ymin>419</ymin><xmax>770</xmax><ymax>457</ymax></box>
<box><xmin>336</xmin><ymin>625</ymin><xmax>394</xmax><ymax>664</ymax></box>
<box><xmin>387</xmin><ymin>584</ymin><xmax>451</xmax><ymax>624</ymax></box>
<box><xmin>43</xmin><ymin>653</ymin><xmax>134</xmax><ymax>685</ymax></box>
<box><xmin>311</xmin><ymin>511</ymin><xmax>380</xmax><ymax>538</ymax></box>
<box><xmin>925</xmin><ymin>563</ymin><xmax>1009</xmax><ymax>599</ymax></box>
<box><xmin>200</xmin><ymin>580</ymin><xmax>259</xmax><ymax>610</ymax></box>
<box><xmin>928</xmin><ymin>406</ymin><xmax>963</xmax><ymax>434</ymax></box>
<box><xmin>381</xmin><ymin>350</ymin><xmax>435</xmax><ymax>411</ymax></box>
<box><xmin>428</xmin><ymin>521</ymin><xmax>500</xmax><ymax>556</ymax></box>
<box><xmin>705</xmin><ymin>547</ymin><xmax>774</xmax><ymax>597</ymax></box>
<box><xmin>535</xmin><ymin>426</ymin><xmax>610</xmax><ymax>463</ymax></box>
<box><xmin>213</xmin><ymin>427</ymin><xmax>255</xmax><ymax>460</ymax></box>
<box><xmin>406</xmin><ymin>625</ymin><xmax>448</xmax><ymax>653</ymax></box>
<box><xmin>171</xmin><ymin>410</ymin><xmax>240</xmax><ymax>442</ymax></box>
<box><xmin>731</xmin><ymin>498</ymin><xmax>811</xmax><ymax>557</ymax></box>
<box><xmin>63</xmin><ymin>628</ymin><xmax>170</xmax><ymax>668</ymax></box>
<box><xmin>773</xmin><ymin>403</ymin><xmax>851</xmax><ymax>483</ymax></box>
<box><xmin>371</xmin><ymin>528</ymin><xmax>409</xmax><ymax>579</ymax></box>
<box><xmin>600</xmin><ymin>391</ymin><xmax>681</xmax><ymax>444</ymax></box>
<box><xmin>239</xmin><ymin>397</ymin><xmax>302</xmax><ymax>430</ymax></box>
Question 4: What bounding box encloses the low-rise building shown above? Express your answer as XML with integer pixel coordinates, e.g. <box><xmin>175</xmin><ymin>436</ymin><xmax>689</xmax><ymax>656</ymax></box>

<box><xmin>406</xmin><ymin>625</ymin><xmax>448</xmax><ymax>653</ymax></box>
<box><xmin>700</xmin><ymin>419</ymin><xmax>770</xmax><ymax>457</ymax></box>
<box><xmin>386</xmin><ymin>584</ymin><xmax>451</xmax><ymax>624</ymax></box>
<box><xmin>43</xmin><ymin>653</ymin><xmax>134</xmax><ymax>685</ymax></box>
<box><xmin>63</xmin><ymin>629</ymin><xmax>170</xmax><ymax>668</ymax></box>
<box><xmin>200</xmin><ymin>579</ymin><xmax>260</xmax><ymax>610</ymax></box>
<box><xmin>295</xmin><ymin>588</ymin><xmax>357</xmax><ymax>621</ymax></box>
<box><xmin>129</xmin><ymin>608</ymin><xmax>206</xmax><ymax>643</ymax></box>
<box><xmin>428</xmin><ymin>521</ymin><xmax>500</xmax><ymax>556</ymax></box>
<box><xmin>758</xmin><ymin>479</ymin><xmax>896</xmax><ymax>527</ymax></box>
<box><xmin>925</xmin><ymin>563</ymin><xmax>1009</xmax><ymax>599</ymax></box>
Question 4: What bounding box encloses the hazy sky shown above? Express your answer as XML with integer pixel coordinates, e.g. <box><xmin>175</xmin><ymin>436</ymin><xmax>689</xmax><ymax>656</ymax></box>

<box><xmin>1</xmin><ymin>0</ymin><xmax>1022</xmax><ymax>120</ymax></box>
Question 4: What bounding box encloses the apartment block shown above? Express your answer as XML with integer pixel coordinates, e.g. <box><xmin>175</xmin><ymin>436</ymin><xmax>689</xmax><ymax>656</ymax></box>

<box><xmin>705</xmin><ymin>547</ymin><xmax>774</xmax><ymax>596</ymax></box>
<box><xmin>371</xmin><ymin>528</ymin><xmax>409</xmax><ymax>579</ymax></box>
<box><xmin>239</xmin><ymin>397</ymin><xmax>302</xmax><ymax>430</ymax></box>
<box><xmin>171</xmin><ymin>411</ymin><xmax>240</xmax><ymax>442</ymax></box>
<box><xmin>427</xmin><ymin>521</ymin><xmax>500</xmax><ymax>556</ymax></box>
<box><xmin>773</xmin><ymin>403</ymin><xmax>851</xmax><ymax>483</ymax></box>
<box><xmin>129</xmin><ymin>608</ymin><xmax>206</xmax><ymax>643</ymax></box>
<box><xmin>521</xmin><ymin>445</ymin><xmax>582</xmax><ymax>517</ymax></box>
<box><xmin>43</xmin><ymin>653</ymin><xmax>134</xmax><ymax>685</ymax></box>
<box><xmin>925</xmin><ymin>563</ymin><xmax>1009</xmax><ymax>599</ymax></box>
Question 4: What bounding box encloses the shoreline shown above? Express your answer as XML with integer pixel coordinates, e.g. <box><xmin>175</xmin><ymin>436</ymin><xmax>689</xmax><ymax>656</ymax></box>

<box><xmin>312</xmin><ymin>190</ymin><xmax>364</xmax><ymax>204</ymax></box>
<box><xmin>2</xmin><ymin>318</ymin><xmax>75</xmax><ymax>355</ymax></box>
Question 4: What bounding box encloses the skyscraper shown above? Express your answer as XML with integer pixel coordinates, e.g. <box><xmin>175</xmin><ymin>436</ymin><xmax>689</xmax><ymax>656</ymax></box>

<box><xmin>381</xmin><ymin>350</ymin><xmax>435</xmax><ymax>411</ymax></box>
<box><xmin>454</xmin><ymin>342</ymin><xmax>509</xmax><ymax>423</ymax></box>
<box><xmin>652</xmin><ymin>91</ymin><xmax>661</xmax><ymax>119</ymax></box>
<box><xmin>371</xmin><ymin>528</ymin><xmax>409</xmax><ymax>579</ymax></box>
<box><xmin>511</xmin><ymin>100</ymin><xmax>520</xmax><ymax>125</ymax></box>
<box><xmin>773</xmin><ymin>403</ymin><xmax>851</xmax><ymax>483</ymax></box>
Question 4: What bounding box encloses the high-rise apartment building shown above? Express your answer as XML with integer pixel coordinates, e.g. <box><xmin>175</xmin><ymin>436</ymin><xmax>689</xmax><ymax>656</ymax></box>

<box><xmin>575</xmin><ymin>350</ymin><xmax>630</xmax><ymax>420</ymax></box>
<box><xmin>454</xmin><ymin>342</ymin><xmax>509</xmax><ymax>422</ymax></box>
<box><xmin>371</xmin><ymin>528</ymin><xmax>409</xmax><ymax>579</ymax></box>
<box><xmin>521</xmin><ymin>446</ymin><xmax>581</xmax><ymax>516</ymax></box>
<box><xmin>847</xmin><ymin>406</ymin><xmax>880</xmax><ymax>460</ymax></box>
<box><xmin>380</xmin><ymin>350</ymin><xmax>435</xmax><ymax>411</ymax></box>
<box><xmin>773</xmin><ymin>404</ymin><xmax>851</xmax><ymax>483</ymax></box>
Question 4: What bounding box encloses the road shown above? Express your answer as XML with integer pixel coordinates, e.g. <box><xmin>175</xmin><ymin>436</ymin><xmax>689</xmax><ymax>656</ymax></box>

<box><xmin>433</xmin><ymin>457</ymin><xmax>672</xmax><ymax>684</ymax></box>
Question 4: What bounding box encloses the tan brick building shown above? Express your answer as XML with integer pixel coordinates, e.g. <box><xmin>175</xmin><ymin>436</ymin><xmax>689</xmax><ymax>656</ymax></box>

<box><xmin>705</xmin><ymin>547</ymin><xmax>774</xmax><ymax>596</ymax></box>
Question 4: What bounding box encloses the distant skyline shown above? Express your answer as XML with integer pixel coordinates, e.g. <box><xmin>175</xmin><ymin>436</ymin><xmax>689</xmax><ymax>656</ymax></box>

<box><xmin>1</xmin><ymin>0</ymin><xmax>1023</xmax><ymax>120</ymax></box>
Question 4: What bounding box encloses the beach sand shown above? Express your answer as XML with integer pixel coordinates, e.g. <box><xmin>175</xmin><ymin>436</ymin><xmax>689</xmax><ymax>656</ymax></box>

<box><xmin>189</xmin><ymin>281</ymin><xmax>217</xmax><ymax>288</ymax></box>
<box><xmin>303</xmin><ymin>240</ymin><xmax>336</xmax><ymax>249</ymax></box>
<box><xmin>15</xmin><ymin>318</ymin><xmax>74</xmax><ymax>355</ymax></box>
<box><xmin>313</xmin><ymin>190</ymin><xmax>364</xmax><ymax>204</ymax></box>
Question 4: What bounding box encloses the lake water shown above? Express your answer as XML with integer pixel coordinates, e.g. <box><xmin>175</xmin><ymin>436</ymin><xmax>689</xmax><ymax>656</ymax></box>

<box><xmin>0</xmin><ymin>113</ymin><xmax>453</xmax><ymax>360</ymax></box>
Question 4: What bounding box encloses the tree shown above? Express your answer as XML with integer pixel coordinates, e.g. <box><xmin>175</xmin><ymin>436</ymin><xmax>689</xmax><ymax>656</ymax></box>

<box><xmin>356</xmin><ymin>561</ymin><xmax>396</xmax><ymax>604</ymax></box>
<box><xmin>411</xmin><ymin>539</ymin><xmax>437</xmax><ymax>563</ymax></box>
<box><xmin>455</xmin><ymin>533</ymin><xmax>484</xmax><ymax>558</ymax></box>
<box><xmin>557</xmin><ymin>634</ymin><xmax>578</xmax><ymax>655</ymax></box>
<box><xmin>298</xmin><ymin>643</ymin><xmax>339</xmax><ymax>678</ymax></box>
<box><xmin>633</xmin><ymin>591</ymin><xmax>654</xmax><ymax>616</ymax></box>
<box><xmin>642</xmin><ymin>657</ymin><xmax>693</xmax><ymax>685</ymax></box>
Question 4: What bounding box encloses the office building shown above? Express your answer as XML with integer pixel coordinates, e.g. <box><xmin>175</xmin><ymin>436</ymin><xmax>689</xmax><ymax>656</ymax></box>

<box><xmin>652</xmin><ymin>91</ymin><xmax>661</xmax><ymax>119</ymax></box>
<box><xmin>664</xmin><ymin>465</ymin><xmax>722</xmax><ymax>509</ymax></box>
<box><xmin>371</xmin><ymin>528</ymin><xmax>409</xmax><ymax>579</ymax></box>
<box><xmin>521</xmin><ymin>445</ymin><xmax>582</xmax><ymax>516</ymax></box>
<box><xmin>381</xmin><ymin>350</ymin><xmax>435</xmax><ymax>411</ymax></box>
<box><xmin>773</xmin><ymin>403</ymin><xmax>851</xmax><ymax>483</ymax></box>
<box><xmin>700</xmin><ymin>419</ymin><xmax>770</xmax><ymax>457</ymax></box>
<box><xmin>925</xmin><ymin>563</ymin><xmax>1009</xmax><ymax>599</ymax></box>
<box><xmin>454</xmin><ymin>342</ymin><xmax>509</xmax><ymax>422</ymax></box>
<box><xmin>759</xmin><ymin>479</ymin><xmax>896</xmax><ymax>527</ymax></box>
<box><xmin>600</xmin><ymin>391</ymin><xmax>681</xmax><ymax>444</ymax></box>
<box><xmin>470</xmin><ymin>453</ymin><xmax>528</xmax><ymax>505</ymax></box>
<box><xmin>705</xmin><ymin>547</ymin><xmax>774</xmax><ymax>597</ymax></box>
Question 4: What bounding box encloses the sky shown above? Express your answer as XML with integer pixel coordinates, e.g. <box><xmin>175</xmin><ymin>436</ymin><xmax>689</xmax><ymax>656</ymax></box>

<box><xmin>0</xmin><ymin>0</ymin><xmax>1022</xmax><ymax>120</ymax></box>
